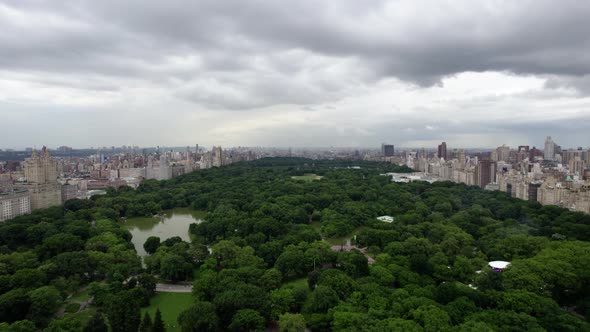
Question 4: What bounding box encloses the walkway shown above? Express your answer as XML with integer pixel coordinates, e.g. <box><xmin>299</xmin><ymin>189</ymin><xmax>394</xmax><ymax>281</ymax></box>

<box><xmin>330</xmin><ymin>245</ymin><xmax>376</xmax><ymax>264</ymax></box>
<box><xmin>155</xmin><ymin>283</ymin><xmax>193</xmax><ymax>293</ymax></box>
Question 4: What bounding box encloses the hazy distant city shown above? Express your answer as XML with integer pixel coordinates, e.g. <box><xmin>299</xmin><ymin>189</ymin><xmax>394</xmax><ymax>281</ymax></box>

<box><xmin>2</xmin><ymin>136</ymin><xmax>589</xmax><ymax>222</ymax></box>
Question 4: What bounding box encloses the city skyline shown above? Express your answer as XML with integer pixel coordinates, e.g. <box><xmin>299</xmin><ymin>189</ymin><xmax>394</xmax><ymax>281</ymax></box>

<box><xmin>0</xmin><ymin>134</ymin><xmax>585</xmax><ymax>152</ymax></box>
<box><xmin>1</xmin><ymin>1</ymin><xmax>590</xmax><ymax>148</ymax></box>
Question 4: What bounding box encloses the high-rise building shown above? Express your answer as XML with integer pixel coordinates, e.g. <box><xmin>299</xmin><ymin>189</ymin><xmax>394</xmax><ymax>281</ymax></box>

<box><xmin>438</xmin><ymin>142</ymin><xmax>447</xmax><ymax>160</ymax></box>
<box><xmin>159</xmin><ymin>154</ymin><xmax>172</xmax><ymax>180</ymax></box>
<box><xmin>544</xmin><ymin>136</ymin><xmax>555</xmax><ymax>160</ymax></box>
<box><xmin>528</xmin><ymin>182</ymin><xmax>542</xmax><ymax>202</ymax></box>
<box><xmin>457</xmin><ymin>149</ymin><xmax>466</xmax><ymax>163</ymax></box>
<box><xmin>0</xmin><ymin>189</ymin><xmax>31</xmax><ymax>222</ymax></box>
<box><xmin>381</xmin><ymin>144</ymin><xmax>394</xmax><ymax>157</ymax></box>
<box><xmin>496</xmin><ymin>145</ymin><xmax>510</xmax><ymax>162</ymax></box>
<box><xmin>61</xmin><ymin>183</ymin><xmax>78</xmax><ymax>202</ymax></box>
<box><xmin>213</xmin><ymin>146</ymin><xmax>224</xmax><ymax>167</ymax></box>
<box><xmin>529</xmin><ymin>146</ymin><xmax>543</xmax><ymax>161</ymax></box>
<box><xmin>16</xmin><ymin>147</ymin><xmax>62</xmax><ymax>210</ymax></box>
<box><xmin>477</xmin><ymin>159</ymin><xmax>497</xmax><ymax>189</ymax></box>
<box><xmin>569</xmin><ymin>157</ymin><xmax>585</xmax><ymax>176</ymax></box>
<box><xmin>518</xmin><ymin>145</ymin><xmax>530</xmax><ymax>153</ymax></box>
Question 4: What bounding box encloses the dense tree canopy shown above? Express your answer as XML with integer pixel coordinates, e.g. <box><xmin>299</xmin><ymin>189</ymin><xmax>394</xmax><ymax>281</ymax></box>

<box><xmin>0</xmin><ymin>158</ymin><xmax>589</xmax><ymax>330</ymax></box>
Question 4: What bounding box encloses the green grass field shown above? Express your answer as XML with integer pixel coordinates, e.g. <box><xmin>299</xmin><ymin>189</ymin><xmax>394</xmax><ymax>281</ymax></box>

<box><xmin>142</xmin><ymin>292</ymin><xmax>193</xmax><ymax>332</ymax></box>
<box><xmin>309</xmin><ymin>221</ymin><xmax>365</xmax><ymax>245</ymax></box>
<box><xmin>291</xmin><ymin>174</ymin><xmax>323</xmax><ymax>181</ymax></box>
<box><xmin>283</xmin><ymin>277</ymin><xmax>308</xmax><ymax>290</ymax></box>
<box><xmin>69</xmin><ymin>288</ymin><xmax>90</xmax><ymax>302</ymax></box>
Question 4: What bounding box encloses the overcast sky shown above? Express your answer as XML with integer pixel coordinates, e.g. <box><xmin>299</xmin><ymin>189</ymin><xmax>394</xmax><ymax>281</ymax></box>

<box><xmin>1</xmin><ymin>0</ymin><xmax>590</xmax><ymax>149</ymax></box>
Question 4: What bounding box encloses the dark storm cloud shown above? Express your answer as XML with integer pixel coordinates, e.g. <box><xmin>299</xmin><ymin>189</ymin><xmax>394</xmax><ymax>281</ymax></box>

<box><xmin>2</xmin><ymin>0</ymin><xmax>590</xmax><ymax>109</ymax></box>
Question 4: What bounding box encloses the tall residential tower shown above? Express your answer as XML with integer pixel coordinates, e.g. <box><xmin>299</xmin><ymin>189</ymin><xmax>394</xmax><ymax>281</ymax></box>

<box><xmin>438</xmin><ymin>142</ymin><xmax>447</xmax><ymax>160</ymax></box>
<box><xmin>16</xmin><ymin>146</ymin><xmax>62</xmax><ymax>210</ymax></box>
<box><xmin>544</xmin><ymin>136</ymin><xmax>555</xmax><ymax>161</ymax></box>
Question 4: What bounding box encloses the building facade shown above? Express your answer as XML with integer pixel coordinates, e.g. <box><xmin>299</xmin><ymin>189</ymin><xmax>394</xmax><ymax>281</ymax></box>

<box><xmin>381</xmin><ymin>144</ymin><xmax>395</xmax><ymax>157</ymax></box>
<box><xmin>16</xmin><ymin>147</ymin><xmax>62</xmax><ymax>210</ymax></box>
<box><xmin>438</xmin><ymin>142</ymin><xmax>447</xmax><ymax>160</ymax></box>
<box><xmin>544</xmin><ymin>136</ymin><xmax>555</xmax><ymax>161</ymax></box>
<box><xmin>0</xmin><ymin>189</ymin><xmax>31</xmax><ymax>222</ymax></box>
<box><xmin>477</xmin><ymin>159</ymin><xmax>497</xmax><ymax>189</ymax></box>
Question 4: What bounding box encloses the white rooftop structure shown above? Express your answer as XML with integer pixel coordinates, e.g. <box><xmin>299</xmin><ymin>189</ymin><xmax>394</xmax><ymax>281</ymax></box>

<box><xmin>376</xmin><ymin>216</ymin><xmax>395</xmax><ymax>223</ymax></box>
<box><xmin>488</xmin><ymin>261</ymin><xmax>511</xmax><ymax>271</ymax></box>
<box><xmin>382</xmin><ymin>172</ymin><xmax>439</xmax><ymax>184</ymax></box>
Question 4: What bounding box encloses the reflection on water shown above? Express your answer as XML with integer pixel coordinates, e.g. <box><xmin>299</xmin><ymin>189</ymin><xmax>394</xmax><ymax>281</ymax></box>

<box><xmin>122</xmin><ymin>208</ymin><xmax>206</xmax><ymax>257</ymax></box>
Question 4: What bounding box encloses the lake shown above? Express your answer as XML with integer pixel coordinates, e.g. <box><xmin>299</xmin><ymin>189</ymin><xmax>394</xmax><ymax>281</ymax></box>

<box><xmin>122</xmin><ymin>208</ymin><xmax>206</xmax><ymax>257</ymax></box>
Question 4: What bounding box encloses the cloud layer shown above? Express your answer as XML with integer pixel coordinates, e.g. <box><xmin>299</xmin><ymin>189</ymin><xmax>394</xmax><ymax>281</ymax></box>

<box><xmin>1</xmin><ymin>0</ymin><xmax>589</xmax><ymax>149</ymax></box>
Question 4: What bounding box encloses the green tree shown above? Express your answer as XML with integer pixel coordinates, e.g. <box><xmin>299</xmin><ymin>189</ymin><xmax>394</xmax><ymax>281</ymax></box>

<box><xmin>153</xmin><ymin>308</ymin><xmax>166</xmax><ymax>332</ymax></box>
<box><xmin>40</xmin><ymin>233</ymin><xmax>84</xmax><ymax>258</ymax></box>
<box><xmin>278</xmin><ymin>313</ymin><xmax>306</xmax><ymax>332</ymax></box>
<box><xmin>375</xmin><ymin>318</ymin><xmax>424</xmax><ymax>331</ymax></box>
<box><xmin>229</xmin><ymin>309</ymin><xmax>265</xmax><ymax>332</ymax></box>
<box><xmin>411</xmin><ymin>305</ymin><xmax>451</xmax><ymax>332</ymax></box>
<box><xmin>139</xmin><ymin>312</ymin><xmax>153</xmax><ymax>332</ymax></box>
<box><xmin>160</xmin><ymin>255</ymin><xmax>192</xmax><ymax>281</ymax></box>
<box><xmin>259</xmin><ymin>268</ymin><xmax>282</xmax><ymax>291</ymax></box>
<box><xmin>302</xmin><ymin>286</ymin><xmax>339</xmax><ymax>314</ymax></box>
<box><xmin>270</xmin><ymin>288</ymin><xmax>295</xmax><ymax>319</ymax></box>
<box><xmin>144</xmin><ymin>236</ymin><xmax>161</xmax><ymax>255</ymax></box>
<box><xmin>213</xmin><ymin>284</ymin><xmax>271</xmax><ymax>325</ymax></box>
<box><xmin>28</xmin><ymin>286</ymin><xmax>62</xmax><ymax>326</ymax></box>
<box><xmin>105</xmin><ymin>291</ymin><xmax>141</xmax><ymax>332</ymax></box>
<box><xmin>188</xmin><ymin>243</ymin><xmax>209</xmax><ymax>264</ymax></box>
<box><xmin>337</xmin><ymin>249</ymin><xmax>369</xmax><ymax>278</ymax></box>
<box><xmin>178</xmin><ymin>301</ymin><xmax>218</xmax><ymax>332</ymax></box>
<box><xmin>370</xmin><ymin>265</ymin><xmax>395</xmax><ymax>286</ymax></box>
<box><xmin>160</xmin><ymin>254</ymin><xmax>192</xmax><ymax>281</ymax></box>
<box><xmin>317</xmin><ymin>269</ymin><xmax>356</xmax><ymax>299</ymax></box>
<box><xmin>10</xmin><ymin>268</ymin><xmax>46</xmax><ymax>289</ymax></box>
<box><xmin>53</xmin><ymin>251</ymin><xmax>95</xmax><ymax>277</ymax></box>
<box><xmin>0</xmin><ymin>320</ymin><xmax>37</xmax><ymax>332</ymax></box>
<box><xmin>275</xmin><ymin>245</ymin><xmax>306</xmax><ymax>277</ymax></box>
<box><xmin>83</xmin><ymin>311</ymin><xmax>108</xmax><ymax>332</ymax></box>
<box><xmin>0</xmin><ymin>288</ymin><xmax>31</xmax><ymax>323</ymax></box>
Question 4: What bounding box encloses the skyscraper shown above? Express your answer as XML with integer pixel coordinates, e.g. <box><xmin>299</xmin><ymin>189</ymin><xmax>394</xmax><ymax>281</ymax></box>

<box><xmin>544</xmin><ymin>136</ymin><xmax>555</xmax><ymax>161</ymax></box>
<box><xmin>213</xmin><ymin>146</ymin><xmax>224</xmax><ymax>167</ymax></box>
<box><xmin>159</xmin><ymin>154</ymin><xmax>172</xmax><ymax>180</ymax></box>
<box><xmin>496</xmin><ymin>145</ymin><xmax>510</xmax><ymax>162</ymax></box>
<box><xmin>457</xmin><ymin>149</ymin><xmax>466</xmax><ymax>165</ymax></box>
<box><xmin>438</xmin><ymin>142</ymin><xmax>447</xmax><ymax>160</ymax></box>
<box><xmin>477</xmin><ymin>159</ymin><xmax>497</xmax><ymax>189</ymax></box>
<box><xmin>16</xmin><ymin>146</ymin><xmax>62</xmax><ymax>210</ymax></box>
<box><xmin>381</xmin><ymin>144</ymin><xmax>394</xmax><ymax>157</ymax></box>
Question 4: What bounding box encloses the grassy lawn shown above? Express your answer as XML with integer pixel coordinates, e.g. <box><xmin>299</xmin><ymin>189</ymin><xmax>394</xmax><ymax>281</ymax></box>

<box><xmin>291</xmin><ymin>174</ymin><xmax>323</xmax><ymax>182</ymax></box>
<box><xmin>142</xmin><ymin>292</ymin><xmax>193</xmax><ymax>332</ymax></box>
<box><xmin>283</xmin><ymin>277</ymin><xmax>308</xmax><ymax>290</ymax></box>
<box><xmin>323</xmin><ymin>227</ymin><xmax>367</xmax><ymax>246</ymax></box>
<box><xmin>69</xmin><ymin>288</ymin><xmax>90</xmax><ymax>302</ymax></box>
<box><xmin>65</xmin><ymin>302</ymin><xmax>81</xmax><ymax>313</ymax></box>
<box><xmin>310</xmin><ymin>220</ymin><xmax>321</xmax><ymax>233</ymax></box>
<box><xmin>59</xmin><ymin>307</ymin><xmax>97</xmax><ymax>328</ymax></box>
<box><xmin>310</xmin><ymin>221</ymin><xmax>366</xmax><ymax>246</ymax></box>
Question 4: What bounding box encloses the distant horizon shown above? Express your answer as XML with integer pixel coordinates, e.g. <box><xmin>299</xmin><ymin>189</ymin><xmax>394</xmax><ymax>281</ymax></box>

<box><xmin>1</xmin><ymin>142</ymin><xmax>586</xmax><ymax>152</ymax></box>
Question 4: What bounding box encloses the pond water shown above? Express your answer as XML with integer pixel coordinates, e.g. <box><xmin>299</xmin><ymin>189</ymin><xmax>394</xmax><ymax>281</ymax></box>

<box><xmin>122</xmin><ymin>208</ymin><xmax>206</xmax><ymax>257</ymax></box>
